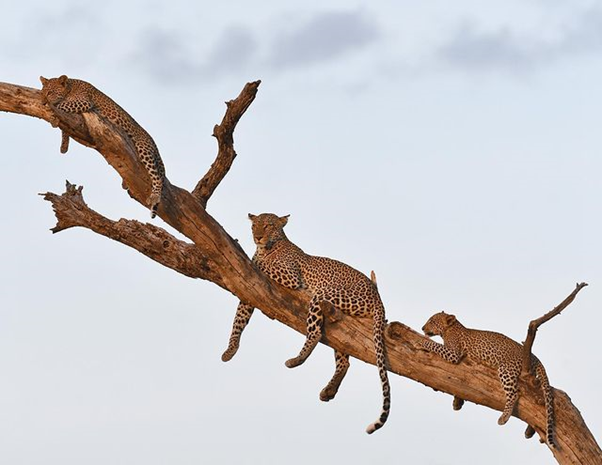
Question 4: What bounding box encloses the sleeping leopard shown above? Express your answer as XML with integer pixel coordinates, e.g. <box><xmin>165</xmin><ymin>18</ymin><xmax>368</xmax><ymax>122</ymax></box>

<box><xmin>40</xmin><ymin>75</ymin><xmax>165</xmax><ymax>218</ymax></box>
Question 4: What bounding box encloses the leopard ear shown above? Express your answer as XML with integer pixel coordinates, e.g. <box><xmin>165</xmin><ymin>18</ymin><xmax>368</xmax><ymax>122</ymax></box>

<box><xmin>58</xmin><ymin>75</ymin><xmax>68</xmax><ymax>85</ymax></box>
<box><xmin>279</xmin><ymin>214</ymin><xmax>290</xmax><ymax>226</ymax></box>
<box><xmin>248</xmin><ymin>213</ymin><xmax>257</xmax><ymax>221</ymax></box>
<box><xmin>445</xmin><ymin>314</ymin><xmax>457</xmax><ymax>326</ymax></box>
<box><xmin>39</xmin><ymin>76</ymin><xmax>48</xmax><ymax>85</ymax></box>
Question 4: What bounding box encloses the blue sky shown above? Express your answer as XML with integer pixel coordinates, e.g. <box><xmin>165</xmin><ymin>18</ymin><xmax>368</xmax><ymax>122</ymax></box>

<box><xmin>1</xmin><ymin>1</ymin><xmax>600</xmax><ymax>463</ymax></box>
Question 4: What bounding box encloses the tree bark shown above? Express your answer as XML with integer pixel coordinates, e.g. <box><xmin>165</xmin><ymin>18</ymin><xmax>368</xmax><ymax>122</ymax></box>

<box><xmin>1</xmin><ymin>80</ymin><xmax>600</xmax><ymax>465</ymax></box>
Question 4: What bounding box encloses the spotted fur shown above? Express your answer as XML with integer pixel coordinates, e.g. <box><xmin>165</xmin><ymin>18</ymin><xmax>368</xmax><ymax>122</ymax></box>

<box><xmin>39</xmin><ymin>75</ymin><xmax>165</xmax><ymax>217</ymax></box>
<box><xmin>421</xmin><ymin>311</ymin><xmax>555</xmax><ymax>448</ymax></box>
<box><xmin>222</xmin><ymin>213</ymin><xmax>391</xmax><ymax>434</ymax></box>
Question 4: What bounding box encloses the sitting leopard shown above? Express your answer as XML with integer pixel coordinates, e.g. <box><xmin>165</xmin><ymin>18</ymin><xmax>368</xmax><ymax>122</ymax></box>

<box><xmin>420</xmin><ymin>311</ymin><xmax>555</xmax><ymax>448</ymax></box>
<box><xmin>222</xmin><ymin>213</ymin><xmax>392</xmax><ymax>434</ymax></box>
<box><xmin>39</xmin><ymin>75</ymin><xmax>165</xmax><ymax>218</ymax></box>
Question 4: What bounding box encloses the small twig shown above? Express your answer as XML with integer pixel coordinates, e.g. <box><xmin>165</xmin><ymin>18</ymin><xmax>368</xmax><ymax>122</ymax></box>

<box><xmin>521</xmin><ymin>282</ymin><xmax>588</xmax><ymax>376</ymax></box>
<box><xmin>192</xmin><ymin>80</ymin><xmax>261</xmax><ymax>208</ymax></box>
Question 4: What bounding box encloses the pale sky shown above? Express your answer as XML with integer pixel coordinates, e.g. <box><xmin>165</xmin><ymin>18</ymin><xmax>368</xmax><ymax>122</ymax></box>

<box><xmin>1</xmin><ymin>1</ymin><xmax>601</xmax><ymax>464</ymax></box>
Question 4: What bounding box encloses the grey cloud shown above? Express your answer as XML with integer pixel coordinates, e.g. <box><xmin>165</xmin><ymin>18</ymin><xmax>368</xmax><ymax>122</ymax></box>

<box><xmin>560</xmin><ymin>7</ymin><xmax>602</xmax><ymax>52</ymax></box>
<box><xmin>204</xmin><ymin>26</ymin><xmax>258</xmax><ymax>76</ymax></box>
<box><xmin>131</xmin><ymin>26</ymin><xmax>258</xmax><ymax>84</ymax></box>
<box><xmin>131</xmin><ymin>30</ymin><xmax>197</xmax><ymax>83</ymax></box>
<box><xmin>439</xmin><ymin>8</ymin><xmax>602</xmax><ymax>73</ymax></box>
<box><xmin>268</xmin><ymin>10</ymin><xmax>380</xmax><ymax>70</ymax></box>
<box><xmin>438</xmin><ymin>24</ymin><xmax>537</xmax><ymax>72</ymax></box>
<box><xmin>130</xmin><ymin>10</ymin><xmax>380</xmax><ymax>84</ymax></box>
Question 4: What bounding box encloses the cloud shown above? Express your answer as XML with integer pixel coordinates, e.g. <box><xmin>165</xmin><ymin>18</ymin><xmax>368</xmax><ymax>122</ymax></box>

<box><xmin>438</xmin><ymin>8</ymin><xmax>602</xmax><ymax>73</ymax></box>
<box><xmin>131</xmin><ymin>11</ymin><xmax>381</xmax><ymax>84</ymax></box>
<box><xmin>204</xmin><ymin>26</ymin><xmax>258</xmax><ymax>77</ymax></box>
<box><xmin>438</xmin><ymin>24</ymin><xmax>537</xmax><ymax>72</ymax></box>
<box><xmin>131</xmin><ymin>29</ymin><xmax>197</xmax><ymax>83</ymax></box>
<box><xmin>268</xmin><ymin>10</ymin><xmax>380</xmax><ymax>70</ymax></box>
<box><xmin>130</xmin><ymin>26</ymin><xmax>258</xmax><ymax>84</ymax></box>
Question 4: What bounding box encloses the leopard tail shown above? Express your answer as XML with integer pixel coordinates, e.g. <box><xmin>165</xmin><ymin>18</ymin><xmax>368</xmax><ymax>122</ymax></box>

<box><xmin>535</xmin><ymin>360</ymin><xmax>555</xmax><ymax>448</ymax></box>
<box><xmin>365</xmin><ymin>300</ymin><xmax>391</xmax><ymax>434</ymax></box>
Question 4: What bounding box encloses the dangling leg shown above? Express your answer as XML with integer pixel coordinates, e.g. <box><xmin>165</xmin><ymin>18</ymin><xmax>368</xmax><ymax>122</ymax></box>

<box><xmin>60</xmin><ymin>130</ymin><xmax>70</xmax><ymax>154</ymax></box>
<box><xmin>497</xmin><ymin>365</ymin><xmax>520</xmax><ymax>425</ymax></box>
<box><xmin>452</xmin><ymin>396</ymin><xmax>465</xmax><ymax>411</ymax></box>
<box><xmin>320</xmin><ymin>350</ymin><xmax>350</xmax><ymax>402</ymax></box>
<box><xmin>285</xmin><ymin>294</ymin><xmax>324</xmax><ymax>368</ymax></box>
<box><xmin>222</xmin><ymin>302</ymin><xmax>255</xmax><ymax>362</ymax></box>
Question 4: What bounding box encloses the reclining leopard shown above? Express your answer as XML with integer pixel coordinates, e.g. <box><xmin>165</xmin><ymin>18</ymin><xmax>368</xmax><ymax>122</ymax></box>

<box><xmin>40</xmin><ymin>75</ymin><xmax>165</xmax><ymax>218</ymax></box>
<box><xmin>222</xmin><ymin>213</ymin><xmax>391</xmax><ymax>434</ymax></box>
<box><xmin>420</xmin><ymin>311</ymin><xmax>555</xmax><ymax>448</ymax></box>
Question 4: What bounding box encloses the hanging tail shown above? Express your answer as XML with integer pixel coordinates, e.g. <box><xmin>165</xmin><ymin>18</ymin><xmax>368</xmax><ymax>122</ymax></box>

<box><xmin>365</xmin><ymin>299</ymin><xmax>391</xmax><ymax>434</ymax></box>
<box><xmin>535</xmin><ymin>361</ymin><xmax>555</xmax><ymax>448</ymax></box>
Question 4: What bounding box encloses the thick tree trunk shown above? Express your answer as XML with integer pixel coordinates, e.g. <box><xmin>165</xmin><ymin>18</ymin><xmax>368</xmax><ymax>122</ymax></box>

<box><xmin>1</xmin><ymin>80</ymin><xmax>600</xmax><ymax>465</ymax></box>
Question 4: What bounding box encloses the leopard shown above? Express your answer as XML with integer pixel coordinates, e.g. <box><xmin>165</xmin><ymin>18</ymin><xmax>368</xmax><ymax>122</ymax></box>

<box><xmin>39</xmin><ymin>75</ymin><xmax>165</xmax><ymax>218</ymax></box>
<box><xmin>222</xmin><ymin>213</ymin><xmax>392</xmax><ymax>434</ymax></box>
<box><xmin>420</xmin><ymin>311</ymin><xmax>555</xmax><ymax>448</ymax></box>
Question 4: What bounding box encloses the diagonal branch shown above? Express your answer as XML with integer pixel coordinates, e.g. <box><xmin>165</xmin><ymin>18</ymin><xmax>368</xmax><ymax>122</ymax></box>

<box><xmin>40</xmin><ymin>180</ymin><xmax>224</xmax><ymax>286</ymax></box>
<box><xmin>39</xmin><ymin>184</ymin><xmax>602</xmax><ymax>463</ymax></box>
<box><xmin>521</xmin><ymin>282</ymin><xmax>588</xmax><ymax>376</ymax></box>
<box><xmin>1</xmin><ymin>79</ymin><xmax>600</xmax><ymax>465</ymax></box>
<box><xmin>192</xmin><ymin>80</ymin><xmax>261</xmax><ymax>208</ymax></box>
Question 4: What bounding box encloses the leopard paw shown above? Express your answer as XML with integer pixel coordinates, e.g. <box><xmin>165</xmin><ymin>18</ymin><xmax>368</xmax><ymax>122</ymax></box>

<box><xmin>319</xmin><ymin>386</ymin><xmax>337</xmax><ymax>402</ymax></box>
<box><xmin>285</xmin><ymin>356</ymin><xmax>304</xmax><ymax>368</ymax></box>
<box><xmin>147</xmin><ymin>192</ymin><xmax>161</xmax><ymax>218</ymax></box>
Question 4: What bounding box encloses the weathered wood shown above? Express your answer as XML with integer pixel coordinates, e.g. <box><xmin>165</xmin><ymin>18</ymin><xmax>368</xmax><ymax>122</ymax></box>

<box><xmin>192</xmin><ymin>80</ymin><xmax>261</xmax><ymax>207</ymax></box>
<box><xmin>1</xmin><ymin>80</ymin><xmax>600</xmax><ymax>465</ymax></box>
<box><xmin>41</xmin><ymin>181</ymin><xmax>222</xmax><ymax>285</ymax></box>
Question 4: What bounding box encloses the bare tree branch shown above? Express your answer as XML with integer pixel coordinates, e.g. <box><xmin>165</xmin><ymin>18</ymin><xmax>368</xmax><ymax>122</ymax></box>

<box><xmin>40</xmin><ymin>180</ymin><xmax>223</xmax><ymax>285</ymax></box>
<box><xmin>1</xmin><ymin>79</ymin><xmax>600</xmax><ymax>465</ymax></box>
<box><xmin>521</xmin><ymin>282</ymin><xmax>589</xmax><ymax>377</ymax></box>
<box><xmin>192</xmin><ymin>80</ymin><xmax>261</xmax><ymax>207</ymax></box>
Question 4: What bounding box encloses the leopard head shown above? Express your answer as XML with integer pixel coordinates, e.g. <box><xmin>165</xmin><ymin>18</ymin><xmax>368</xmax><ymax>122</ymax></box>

<box><xmin>39</xmin><ymin>75</ymin><xmax>70</xmax><ymax>105</ymax></box>
<box><xmin>248</xmin><ymin>213</ymin><xmax>289</xmax><ymax>249</ymax></box>
<box><xmin>422</xmin><ymin>311</ymin><xmax>457</xmax><ymax>337</ymax></box>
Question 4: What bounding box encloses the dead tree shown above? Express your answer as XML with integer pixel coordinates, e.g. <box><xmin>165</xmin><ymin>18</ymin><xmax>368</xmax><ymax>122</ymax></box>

<box><xmin>0</xmin><ymin>79</ymin><xmax>600</xmax><ymax>465</ymax></box>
